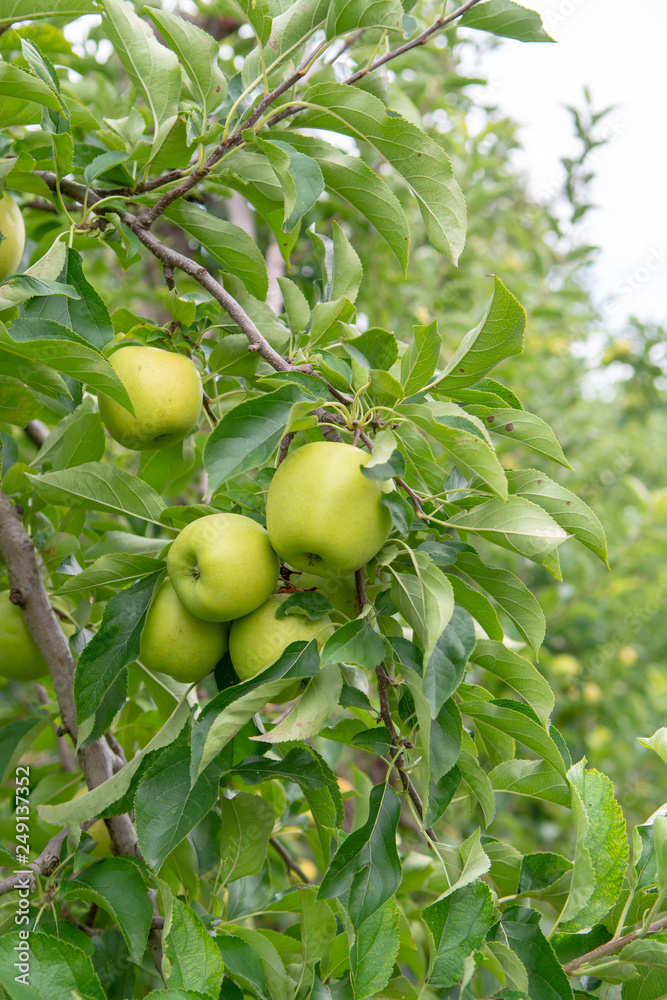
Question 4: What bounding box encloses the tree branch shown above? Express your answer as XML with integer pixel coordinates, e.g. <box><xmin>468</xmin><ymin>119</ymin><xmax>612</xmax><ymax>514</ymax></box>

<box><xmin>0</xmin><ymin>491</ymin><xmax>140</xmax><ymax>862</ymax></box>
<box><xmin>0</xmin><ymin>829</ymin><xmax>66</xmax><ymax>896</ymax></box>
<box><xmin>269</xmin><ymin>836</ymin><xmax>312</xmax><ymax>883</ymax></box>
<box><xmin>563</xmin><ymin>915</ymin><xmax>667</xmax><ymax>976</ymax></box>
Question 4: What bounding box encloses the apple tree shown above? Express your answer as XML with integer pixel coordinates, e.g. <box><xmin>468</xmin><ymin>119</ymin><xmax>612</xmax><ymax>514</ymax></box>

<box><xmin>2</xmin><ymin>2</ymin><xmax>667</xmax><ymax>998</ymax></box>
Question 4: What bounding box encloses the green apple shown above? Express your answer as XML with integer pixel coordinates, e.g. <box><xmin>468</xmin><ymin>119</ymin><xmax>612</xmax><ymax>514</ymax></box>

<box><xmin>0</xmin><ymin>591</ymin><xmax>73</xmax><ymax>681</ymax></box>
<box><xmin>0</xmin><ymin>192</ymin><xmax>25</xmax><ymax>282</ymax></box>
<box><xmin>266</xmin><ymin>442</ymin><xmax>392</xmax><ymax>578</ymax></box>
<box><xmin>98</xmin><ymin>345</ymin><xmax>202</xmax><ymax>451</ymax></box>
<box><xmin>229</xmin><ymin>594</ymin><xmax>332</xmax><ymax>690</ymax></box>
<box><xmin>167</xmin><ymin>512</ymin><xmax>279</xmax><ymax>622</ymax></box>
<box><xmin>139</xmin><ymin>578</ymin><xmax>230</xmax><ymax>683</ymax></box>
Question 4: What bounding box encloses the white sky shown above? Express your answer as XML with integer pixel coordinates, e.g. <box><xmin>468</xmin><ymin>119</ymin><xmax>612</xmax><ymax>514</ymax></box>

<box><xmin>458</xmin><ymin>0</ymin><xmax>667</xmax><ymax>330</ymax></box>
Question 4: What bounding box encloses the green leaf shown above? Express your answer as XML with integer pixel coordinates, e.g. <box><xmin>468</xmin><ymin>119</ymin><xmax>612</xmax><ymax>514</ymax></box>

<box><xmin>252</xmin><ymin>660</ymin><xmax>342</xmax><ymax>743</ymax></box>
<box><xmin>434</xmin><ymin>276</ymin><xmax>525</xmax><ymax>391</ymax></box>
<box><xmin>275</xmin><ymin>591</ymin><xmax>334</xmax><ymax>620</ymax></box>
<box><xmin>321</xmin><ymin>620</ymin><xmax>386</xmax><ymax>670</ymax></box>
<box><xmin>343</xmin><ymin>327</ymin><xmax>399</xmax><ymax>371</ymax></box>
<box><xmin>495</xmin><ymin>907</ymin><xmax>574</xmax><ymax>1000</ymax></box>
<box><xmin>232</xmin><ymin>0</ymin><xmax>272</xmax><ymax>45</ymax></box>
<box><xmin>286</xmin><ymin>132</ymin><xmax>410</xmax><ymax>273</ymax></box>
<box><xmin>301</xmin><ymin>83</ymin><xmax>466</xmax><ymax>264</ymax></box>
<box><xmin>146</xmin><ymin>7</ymin><xmax>227</xmax><ymax>115</ymax></box>
<box><xmin>255</xmin><ymin>137</ymin><xmax>324</xmax><ymax>232</ymax></box>
<box><xmin>55</xmin><ymin>552</ymin><xmax>164</xmax><ymax>597</ymax></box>
<box><xmin>460</xmin><ymin>698</ymin><xmax>566</xmax><ymax>775</ymax></box>
<box><xmin>28</xmin><ymin>462</ymin><xmax>167</xmax><ymax>525</ymax></box>
<box><xmin>0</xmin><ymin>931</ymin><xmax>106</xmax><ymax>999</ymax></box>
<box><xmin>471</xmin><ymin>640</ymin><xmax>554</xmax><ymax>725</ymax></box>
<box><xmin>458</xmin><ymin>748</ymin><xmax>496</xmax><ymax>825</ymax></box>
<box><xmin>190</xmin><ymin>642</ymin><xmax>322</xmax><ymax>778</ymax></box>
<box><xmin>0</xmin><ymin>236</ymin><xmax>67</xmax><ymax>311</ymax></box>
<box><xmin>468</xmin><ymin>407</ymin><xmax>570</xmax><ymax>468</ymax></box>
<box><xmin>459</xmin><ymin>0</ymin><xmax>554</xmax><ymax>42</ymax></box>
<box><xmin>1</xmin><ymin>318</ymin><xmax>132</xmax><ymax>409</ymax></box>
<box><xmin>33</xmin><ymin>400</ymin><xmax>105</xmax><ymax>471</ymax></box>
<box><xmin>455</xmin><ymin>551</ymin><xmax>546</xmax><ymax>654</ymax></box>
<box><xmin>424</xmin><ymin>881</ymin><xmax>494</xmax><ymax>987</ymax></box>
<box><xmin>39</xmin><ymin>696</ymin><xmax>190</xmax><ymax>827</ymax></box>
<box><xmin>233</xmin><ymin>746</ymin><xmax>331</xmax><ymax>789</ymax></box>
<box><xmin>400</xmin><ymin>403</ymin><xmax>508</xmax><ymax>499</ymax></box>
<box><xmin>74</xmin><ymin>572</ymin><xmax>160</xmax><ymax>725</ymax></box>
<box><xmin>0</xmin><ymin>61</ymin><xmax>62</xmax><ymax>112</ymax></box>
<box><xmin>165</xmin><ymin>201</ymin><xmax>268</xmax><ymax>299</ymax></box>
<box><xmin>219</xmin><ymin>791</ymin><xmax>275</xmax><ymax>883</ymax></box>
<box><xmin>0</xmin><ymin>349</ymin><xmax>70</xmax><ymax>400</ymax></box>
<box><xmin>0</xmin><ymin>373</ymin><xmax>39</xmax><ymax>426</ymax></box>
<box><xmin>638</xmin><ymin>728</ymin><xmax>667</xmax><ymax>765</ymax></box>
<box><xmin>215</xmin><ymin>935</ymin><xmax>267</xmax><ymax>995</ymax></box>
<box><xmin>390</xmin><ymin>551</ymin><xmax>455</xmax><ymax>674</ymax></box>
<box><xmin>0</xmin><ymin>0</ymin><xmax>96</xmax><ymax>24</ymax></box>
<box><xmin>101</xmin><ymin>0</ymin><xmax>181</xmax><ymax>158</ymax></box>
<box><xmin>400</xmin><ymin>320</ymin><xmax>441</xmax><ymax>395</ymax></box>
<box><xmin>0</xmin><ymin>716</ymin><xmax>50</xmax><ymax>783</ymax></box>
<box><xmin>447</xmin><ymin>496</ymin><xmax>568</xmax><ymax>572</ymax></box>
<box><xmin>23</xmin><ymin>249</ymin><xmax>113</xmax><ymax>351</ymax></box>
<box><xmin>518</xmin><ymin>852</ymin><xmax>572</xmax><ymax>897</ymax></box>
<box><xmin>208</xmin><ymin>334</ymin><xmax>261</xmax><ymax>378</ymax></box>
<box><xmin>164</xmin><ymin>899</ymin><xmax>225</xmax><ymax>998</ymax></box>
<box><xmin>135</xmin><ymin>737</ymin><xmax>225</xmax><ymax>870</ymax></box>
<box><xmin>448</xmin><ymin>575</ymin><xmax>504</xmax><ymax>641</ymax></box>
<box><xmin>326</xmin><ymin>0</ymin><xmax>403</xmax><ymax>36</ymax></box>
<box><xmin>318</xmin><ymin>782</ymin><xmax>402</xmax><ymax>927</ymax></box>
<box><xmin>351</xmin><ymin>896</ymin><xmax>401</xmax><ymax>999</ymax></box>
<box><xmin>423</xmin><ymin>605</ymin><xmax>476</xmax><ymax>717</ymax></box>
<box><xmin>204</xmin><ymin>386</ymin><xmax>305</xmax><ymax>489</ymax></box>
<box><xmin>622</xmin><ymin>968</ymin><xmax>667</xmax><ymax>1000</ymax></box>
<box><xmin>489</xmin><ymin>759</ymin><xmax>571</xmax><ymax>806</ymax></box>
<box><xmin>560</xmin><ymin>760</ymin><xmax>629</xmax><ymax>931</ymax></box>
<box><xmin>507</xmin><ymin>469</ymin><xmax>609</xmax><ymax>566</ymax></box>
<box><xmin>61</xmin><ymin>858</ymin><xmax>152</xmax><ymax>962</ymax></box>
<box><xmin>382</xmin><ymin>489</ymin><xmax>414</xmax><ymax>535</ymax></box>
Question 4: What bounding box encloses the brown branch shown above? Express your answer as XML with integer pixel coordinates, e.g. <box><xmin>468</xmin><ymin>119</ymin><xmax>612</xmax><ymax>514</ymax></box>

<box><xmin>269</xmin><ymin>836</ymin><xmax>312</xmax><ymax>883</ymax></box>
<box><xmin>344</xmin><ymin>0</ymin><xmax>486</xmax><ymax>86</ymax></box>
<box><xmin>0</xmin><ymin>493</ymin><xmax>141</xmax><ymax>862</ymax></box>
<box><xmin>25</xmin><ymin>420</ymin><xmax>49</xmax><ymax>447</ymax></box>
<box><xmin>0</xmin><ymin>829</ymin><xmax>66</xmax><ymax>896</ymax></box>
<box><xmin>564</xmin><ymin>915</ymin><xmax>667</xmax><ymax>975</ymax></box>
<box><xmin>203</xmin><ymin>393</ymin><xmax>219</xmax><ymax>426</ymax></box>
<box><xmin>278</xmin><ymin>432</ymin><xmax>295</xmax><ymax>465</ymax></box>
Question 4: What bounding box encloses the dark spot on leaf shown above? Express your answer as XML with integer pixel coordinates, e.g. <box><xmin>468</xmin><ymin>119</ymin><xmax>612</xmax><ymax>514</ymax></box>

<box><xmin>487</xmin><ymin>416</ymin><xmax>494</xmax><ymax>423</ymax></box>
<box><xmin>505</xmin><ymin>423</ymin><xmax>514</xmax><ymax>432</ymax></box>
<box><xmin>418</xmin><ymin>152</ymin><xmax>422</xmax><ymax>157</ymax></box>
<box><xmin>566</xmin><ymin>501</ymin><xmax>571</xmax><ymax>505</ymax></box>
<box><xmin>459</xmin><ymin>368</ymin><xmax>465</xmax><ymax>372</ymax></box>
<box><xmin>537</xmin><ymin>479</ymin><xmax>542</xmax><ymax>485</ymax></box>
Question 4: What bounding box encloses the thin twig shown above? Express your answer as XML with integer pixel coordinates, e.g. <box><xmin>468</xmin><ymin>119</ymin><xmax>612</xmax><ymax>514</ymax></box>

<box><xmin>203</xmin><ymin>393</ymin><xmax>219</xmax><ymax>426</ymax></box>
<box><xmin>278</xmin><ymin>432</ymin><xmax>295</xmax><ymax>465</ymax></box>
<box><xmin>0</xmin><ymin>829</ymin><xmax>66</xmax><ymax>896</ymax></box>
<box><xmin>563</xmin><ymin>914</ymin><xmax>667</xmax><ymax>975</ymax></box>
<box><xmin>269</xmin><ymin>836</ymin><xmax>312</xmax><ymax>883</ymax></box>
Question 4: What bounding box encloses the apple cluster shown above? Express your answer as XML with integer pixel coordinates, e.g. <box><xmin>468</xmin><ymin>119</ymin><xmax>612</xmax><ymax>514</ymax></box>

<box><xmin>142</xmin><ymin>436</ymin><xmax>392</xmax><ymax>690</ymax></box>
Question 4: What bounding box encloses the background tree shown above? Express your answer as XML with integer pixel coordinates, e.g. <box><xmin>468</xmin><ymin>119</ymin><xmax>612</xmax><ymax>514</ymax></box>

<box><xmin>1</xmin><ymin>2</ymin><xmax>667</xmax><ymax>998</ymax></box>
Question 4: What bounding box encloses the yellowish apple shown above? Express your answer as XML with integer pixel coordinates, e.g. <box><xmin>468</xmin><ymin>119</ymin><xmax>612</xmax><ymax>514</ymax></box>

<box><xmin>0</xmin><ymin>591</ymin><xmax>72</xmax><ymax>681</ymax></box>
<box><xmin>98</xmin><ymin>345</ymin><xmax>202</xmax><ymax>451</ymax></box>
<box><xmin>0</xmin><ymin>191</ymin><xmax>25</xmax><ymax>282</ymax></box>
<box><xmin>229</xmin><ymin>594</ymin><xmax>332</xmax><ymax>688</ymax></box>
<box><xmin>167</xmin><ymin>513</ymin><xmax>279</xmax><ymax>622</ymax></box>
<box><xmin>139</xmin><ymin>578</ymin><xmax>230</xmax><ymax>683</ymax></box>
<box><xmin>266</xmin><ymin>442</ymin><xmax>392</xmax><ymax>578</ymax></box>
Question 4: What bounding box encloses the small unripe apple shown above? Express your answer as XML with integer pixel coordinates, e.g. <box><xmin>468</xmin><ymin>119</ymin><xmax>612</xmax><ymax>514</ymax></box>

<box><xmin>0</xmin><ymin>191</ymin><xmax>25</xmax><ymax>282</ymax></box>
<box><xmin>98</xmin><ymin>345</ymin><xmax>202</xmax><ymax>451</ymax></box>
<box><xmin>167</xmin><ymin>513</ymin><xmax>280</xmax><ymax>622</ymax></box>
<box><xmin>266</xmin><ymin>442</ymin><xmax>392</xmax><ymax>578</ymax></box>
<box><xmin>229</xmin><ymin>594</ymin><xmax>332</xmax><ymax>692</ymax></box>
<box><xmin>0</xmin><ymin>591</ymin><xmax>72</xmax><ymax>681</ymax></box>
<box><xmin>139</xmin><ymin>578</ymin><xmax>230</xmax><ymax>683</ymax></box>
